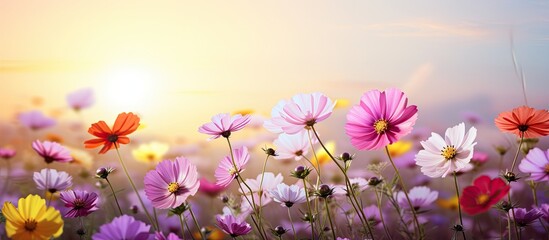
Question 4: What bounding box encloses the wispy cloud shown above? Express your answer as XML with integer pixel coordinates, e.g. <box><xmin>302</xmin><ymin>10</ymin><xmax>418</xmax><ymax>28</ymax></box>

<box><xmin>403</xmin><ymin>63</ymin><xmax>434</xmax><ymax>94</ymax></box>
<box><xmin>365</xmin><ymin>20</ymin><xmax>491</xmax><ymax>38</ymax></box>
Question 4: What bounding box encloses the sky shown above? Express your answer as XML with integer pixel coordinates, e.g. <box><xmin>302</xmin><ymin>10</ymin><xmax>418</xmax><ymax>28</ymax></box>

<box><xmin>1</xmin><ymin>1</ymin><xmax>548</xmax><ymax>141</ymax></box>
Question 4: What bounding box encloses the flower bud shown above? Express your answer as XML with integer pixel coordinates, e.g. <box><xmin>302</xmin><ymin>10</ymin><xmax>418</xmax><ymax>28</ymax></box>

<box><xmin>291</xmin><ymin>165</ymin><xmax>311</xmax><ymax>179</ymax></box>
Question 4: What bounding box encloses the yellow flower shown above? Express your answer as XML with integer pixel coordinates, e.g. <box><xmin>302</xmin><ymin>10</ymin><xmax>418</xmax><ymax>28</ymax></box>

<box><xmin>334</xmin><ymin>98</ymin><xmax>350</xmax><ymax>109</ymax></box>
<box><xmin>132</xmin><ymin>142</ymin><xmax>170</xmax><ymax>164</ymax></box>
<box><xmin>313</xmin><ymin>141</ymin><xmax>336</xmax><ymax>168</ymax></box>
<box><xmin>2</xmin><ymin>194</ymin><xmax>63</xmax><ymax>240</ymax></box>
<box><xmin>437</xmin><ymin>195</ymin><xmax>459</xmax><ymax>211</ymax></box>
<box><xmin>387</xmin><ymin>140</ymin><xmax>413</xmax><ymax>157</ymax></box>
<box><xmin>67</xmin><ymin>146</ymin><xmax>94</xmax><ymax>170</ymax></box>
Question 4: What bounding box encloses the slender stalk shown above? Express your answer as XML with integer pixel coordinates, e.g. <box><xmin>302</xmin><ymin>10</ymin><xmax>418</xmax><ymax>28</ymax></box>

<box><xmin>79</xmin><ymin>217</ymin><xmax>85</xmax><ymax>240</ymax></box>
<box><xmin>179</xmin><ymin>214</ymin><xmax>187</xmax><ymax>239</ymax></box>
<box><xmin>0</xmin><ymin>159</ymin><xmax>11</xmax><ymax>195</ymax></box>
<box><xmin>507</xmin><ymin>192</ymin><xmax>520</xmax><ymax>240</ymax></box>
<box><xmin>530</xmin><ymin>181</ymin><xmax>538</xmax><ymax>206</ymax></box>
<box><xmin>235</xmin><ymin>177</ymin><xmax>266</xmax><ymax>240</ymax></box>
<box><xmin>324</xmin><ymin>199</ymin><xmax>337</xmax><ymax>240</ymax></box>
<box><xmin>189</xmin><ymin>203</ymin><xmax>206</xmax><ymax>240</ymax></box>
<box><xmin>153</xmin><ymin>207</ymin><xmax>160</xmax><ymax>232</ymax></box>
<box><xmin>385</xmin><ymin>183</ymin><xmax>414</xmax><ymax>239</ymax></box>
<box><xmin>507</xmin><ymin>211</ymin><xmax>512</xmax><ymax>240</ymax></box>
<box><xmin>384</xmin><ymin>146</ymin><xmax>422</xmax><ymax>239</ymax></box>
<box><xmin>375</xmin><ymin>189</ymin><xmax>393</xmax><ymax>240</ymax></box>
<box><xmin>225</xmin><ymin>138</ymin><xmax>267</xmax><ymax>240</ymax></box>
<box><xmin>310</xmin><ymin>126</ymin><xmax>374</xmax><ymax>239</ymax></box>
<box><xmin>105</xmin><ymin>178</ymin><xmax>123</xmax><ymax>215</ymax></box>
<box><xmin>115</xmin><ymin>148</ymin><xmax>157</xmax><ymax>231</ymax></box>
<box><xmin>302</xmin><ymin>178</ymin><xmax>316</xmax><ymax>239</ymax></box>
<box><xmin>452</xmin><ymin>172</ymin><xmax>466</xmax><ymax>240</ymax></box>
<box><xmin>257</xmin><ymin>155</ymin><xmax>270</xmax><ymax>229</ymax></box>
<box><xmin>509</xmin><ymin>134</ymin><xmax>524</xmax><ymax>173</ymax></box>
<box><xmin>287</xmin><ymin>208</ymin><xmax>297</xmax><ymax>240</ymax></box>
<box><xmin>185</xmin><ymin>220</ymin><xmax>195</xmax><ymax>240</ymax></box>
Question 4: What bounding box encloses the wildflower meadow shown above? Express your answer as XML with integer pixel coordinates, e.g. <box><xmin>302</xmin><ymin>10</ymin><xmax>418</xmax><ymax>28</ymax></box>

<box><xmin>1</xmin><ymin>2</ymin><xmax>549</xmax><ymax>240</ymax></box>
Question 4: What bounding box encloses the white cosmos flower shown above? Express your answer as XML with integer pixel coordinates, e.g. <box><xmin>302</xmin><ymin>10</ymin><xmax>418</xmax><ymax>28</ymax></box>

<box><xmin>415</xmin><ymin>122</ymin><xmax>477</xmax><ymax>178</ymax></box>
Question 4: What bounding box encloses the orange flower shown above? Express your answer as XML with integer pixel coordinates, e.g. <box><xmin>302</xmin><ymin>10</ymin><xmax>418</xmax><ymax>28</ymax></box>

<box><xmin>84</xmin><ymin>112</ymin><xmax>140</xmax><ymax>154</ymax></box>
<box><xmin>495</xmin><ymin>106</ymin><xmax>549</xmax><ymax>138</ymax></box>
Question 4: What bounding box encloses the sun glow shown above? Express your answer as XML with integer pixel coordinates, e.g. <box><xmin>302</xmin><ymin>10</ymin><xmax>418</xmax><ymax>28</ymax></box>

<box><xmin>100</xmin><ymin>65</ymin><xmax>159</xmax><ymax>112</ymax></box>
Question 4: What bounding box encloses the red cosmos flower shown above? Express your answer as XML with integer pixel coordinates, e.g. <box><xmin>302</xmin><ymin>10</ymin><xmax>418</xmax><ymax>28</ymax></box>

<box><xmin>84</xmin><ymin>112</ymin><xmax>140</xmax><ymax>154</ymax></box>
<box><xmin>494</xmin><ymin>106</ymin><xmax>549</xmax><ymax>138</ymax></box>
<box><xmin>459</xmin><ymin>175</ymin><xmax>510</xmax><ymax>215</ymax></box>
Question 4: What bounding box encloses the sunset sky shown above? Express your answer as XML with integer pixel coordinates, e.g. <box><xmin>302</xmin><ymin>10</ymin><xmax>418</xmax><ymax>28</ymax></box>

<box><xmin>1</xmin><ymin>1</ymin><xmax>548</xmax><ymax>141</ymax></box>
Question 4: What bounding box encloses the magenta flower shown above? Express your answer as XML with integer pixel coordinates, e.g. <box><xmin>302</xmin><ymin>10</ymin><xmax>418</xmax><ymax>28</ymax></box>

<box><xmin>198</xmin><ymin>113</ymin><xmax>251</xmax><ymax>139</ymax></box>
<box><xmin>509</xmin><ymin>208</ymin><xmax>543</xmax><ymax>227</ymax></box>
<box><xmin>538</xmin><ymin>203</ymin><xmax>549</xmax><ymax>223</ymax></box>
<box><xmin>18</xmin><ymin>110</ymin><xmax>56</xmax><ymax>130</ymax></box>
<box><xmin>92</xmin><ymin>215</ymin><xmax>151</xmax><ymax>240</ymax></box>
<box><xmin>0</xmin><ymin>148</ymin><xmax>16</xmax><ymax>160</ymax></box>
<box><xmin>32</xmin><ymin>140</ymin><xmax>73</xmax><ymax>164</ymax></box>
<box><xmin>215</xmin><ymin>146</ymin><xmax>250</xmax><ymax>187</ymax></box>
<box><xmin>144</xmin><ymin>157</ymin><xmax>200</xmax><ymax>209</ymax></box>
<box><xmin>216</xmin><ymin>214</ymin><xmax>252</xmax><ymax>237</ymax></box>
<box><xmin>67</xmin><ymin>88</ymin><xmax>95</xmax><ymax>111</ymax></box>
<box><xmin>33</xmin><ymin>168</ymin><xmax>73</xmax><ymax>193</ymax></box>
<box><xmin>198</xmin><ymin>177</ymin><xmax>228</xmax><ymax>197</ymax></box>
<box><xmin>395</xmin><ymin>186</ymin><xmax>438</xmax><ymax>211</ymax></box>
<box><xmin>154</xmin><ymin>232</ymin><xmax>181</xmax><ymax>240</ymax></box>
<box><xmin>345</xmin><ymin>88</ymin><xmax>418</xmax><ymax>150</ymax></box>
<box><xmin>59</xmin><ymin>189</ymin><xmax>99</xmax><ymax>218</ymax></box>
<box><xmin>518</xmin><ymin>148</ymin><xmax>549</xmax><ymax>182</ymax></box>
<box><xmin>267</xmin><ymin>93</ymin><xmax>335</xmax><ymax>134</ymax></box>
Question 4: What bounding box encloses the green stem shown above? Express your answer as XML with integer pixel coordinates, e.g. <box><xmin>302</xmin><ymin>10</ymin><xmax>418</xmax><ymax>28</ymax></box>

<box><xmin>384</xmin><ymin>146</ymin><xmax>423</xmax><ymax>239</ymax></box>
<box><xmin>302</xmin><ymin>178</ymin><xmax>316</xmax><ymax>240</ymax></box>
<box><xmin>324</xmin><ymin>199</ymin><xmax>337</xmax><ymax>240</ymax></box>
<box><xmin>453</xmin><ymin>172</ymin><xmax>466</xmax><ymax>240</ymax></box>
<box><xmin>105</xmin><ymin>178</ymin><xmax>123</xmax><ymax>215</ymax></box>
<box><xmin>257</xmin><ymin>155</ymin><xmax>270</xmax><ymax>231</ymax></box>
<box><xmin>375</xmin><ymin>189</ymin><xmax>393</xmax><ymax>240</ymax></box>
<box><xmin>310</xmin><ymin>126</ymin><xmax>374</xmax><ymax>239</ymax></box>
<box><xmin>225</xmin><ymin>138</ymin><xmax>267</xmax><ymax>240</ymax></box>
<box><xmin>507</xmin><ymin>192</ymin><xmax>520</xmax><ymax>240</ymax></box>
<box><xmin>288</xmin><ymin>207</ymin><xmax>297</xmax><ymax>240</ymax></box>
<box><xmin>179</xmin><ymin>214</ymin><xmax>187</xmax><ymax>239</ymax></box>
<box><xmin>189</xmin><ymin>203</ymin><xmax>206</xmax><ymax>240</ymax></box>
<box><xmin>115</xmin><ymin>148</ymin><xmax>157</xmax><ymax>231</ymax></box>
<box><xmin>509</xmin><ymin>134</ymin><xmax>524</xmax><ymax>173</ymax></box>
<box><xmin>153</xmin><ymin>207</ymin><xmax>160</xmax><ymax>232</ymax></box>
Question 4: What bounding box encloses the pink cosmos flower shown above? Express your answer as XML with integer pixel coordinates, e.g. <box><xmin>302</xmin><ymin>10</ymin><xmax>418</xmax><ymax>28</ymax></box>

<box><xmin>263</xmin><ymin>100</ymin><xmax>288</xmax><ymax>134</ymax></box>
<box><xmin>266</xmin><ymin>93</ymin><xmax>335</xmax><ymax>135</ymax></box>
<box><xmin>198</xmin><ymin>178</ymin><xmax>228</xmax><ymax>197</ymax></box>
<box><xmin>415</xmin><ymin>123</ymin><xmax>477</xmax><ymax>178</ymax></box>
<box><xmin>216</xmin><ymin>214</ymin><xmax>252</xmax><ymax>237</ymax></box>
<box><xmin>239</xmin><ymin>172</ymin><xmax>284</xmax><ymax>207</ymax></box>
<box><xmin>518</xmin><ymin>148</ymin><xmax>549</xmax><ymax>182</ymax></box>
<box><xmin>345</xmin><ymin>88</ymin><xmax>418</xmax><ymax>150</ymax></box>
<box><xmin>198</xmin><ymin>113</ymin><xmax>251</xmax><ymax>139</ymax></box>
<box><xmin>18</xmin><ymin>110</ymin><xmax>56</xmax><ymax>130</ymax></box>
<box><xmin>33</xmin><ymin>168</ymin><xmax>73</xmax><ymax>193</ymax></box>
<box><xmin>59</xmin><ymin>189</ymin><xmax>99</xmax><ymax>218</ymax></box>
<box><xmin>154</xmin><ymin>232</ymin><xmax>181</xmax><ymax>240</ymax></box>
<box><xmin>144</xmin><ymin>157</ymin><xmax>200</xmax><ymax>209</ymax></box>
<box><xmin>0</xmin><ymin>148</ymin><xmax>16</xmax><ymax>160</ymax></box>
<box><xmin>67</xmin><ymin>88</ymin><xmax>95</xmax><ymax>111</ymax></box>
<box><xmin>92</xmin><ymin>215</ymin><xmax>151</xmax><ymax>240</ymax></box>
<box><xmin>215</xmin><ymin>146</ymin><xmax>250</xmax><ymax>187</ymax></box>
<box><xmin>274</xmin><ymin>132</ymin><xmax>312</xmax><ymax>161</ymax></box>
<box><xmin>270</xmin><ymin>183</ymin><xmax>307</xmax><ymax>208</ymax></box>
<box><xmin>32</xmin><ymin>140</ymin><xmax>73</xmax><ymax>164</ymax></box>
<box><xmin>395</xmin><ymin>186</ymin><xmax>438</xmax><ymax>211</ymax></box>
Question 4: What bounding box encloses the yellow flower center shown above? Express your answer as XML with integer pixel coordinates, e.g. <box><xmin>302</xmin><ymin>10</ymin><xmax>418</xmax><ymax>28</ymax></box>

<box><xmin>476</xmin><ymin>194</ymin><xmax>489</xmax><ymax>205</ymax></box>
<box><xmin>441</xmin><ymin>145</ymin><xmax>457</xmax><ymax>160</ymax></box>
<box><xmin>24</xmin><ymin>219</ymin><xmax>38</xmax><ymax>232</ymax></box>
<box><xmin>229</xmin><ymin>167</ymin><xmax>238</xmax><ymax>176</ymax></box>
<box><xmin>373</xmin><ymin>119</ymin><xmax>389</xmax><ymax>134</ymax></box>
<box><xmin>167</xmin><ymin>182</ymin><xmax>180</xmax><ymax>193</ymax></box>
